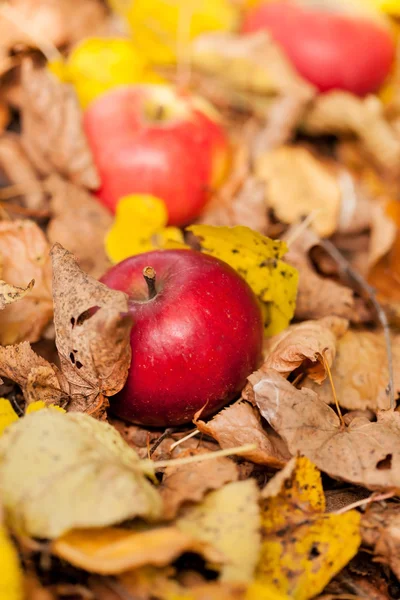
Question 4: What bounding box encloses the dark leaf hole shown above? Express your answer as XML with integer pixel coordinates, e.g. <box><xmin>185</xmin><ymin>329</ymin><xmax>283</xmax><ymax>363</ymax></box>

<box><xmin>76</xmin><ymin>361</ymin><xmax>83</xmax><ymax>369</ymax></box>
<box><xmin>376</xmin><ymin>454</ymin><xmax>392</xmax><ymax>470</ymax></box>
<box><xmin>70</xmin><ymin>317</ymin><xmax>75</xmax><ymax>328</ymax></box>
<box><xmin>76</xmin><ymin>306</ymin><xmax>101</xmax><ymax>326</ymax></box>
<box><xmin>309</xmin><ymin>543</ymin><xmax>320</xmax><ymax>560</ymax></box>
<box><xmin>69</xmin><ymin>352</ymin><xmax>75</xmax><ymax>365</ymax></box>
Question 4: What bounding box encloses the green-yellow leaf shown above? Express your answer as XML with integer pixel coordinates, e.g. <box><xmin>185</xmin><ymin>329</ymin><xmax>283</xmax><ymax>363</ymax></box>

<box><xmin>177</xmin><ymin>480</ymin><xmax>260</xmax><ymax>583</ymax></box>
<box><xmin>0</xmin><ymin>409</ymin><xmax>162</xmax><ymax>539</ymax></box>
<box><xmin>255</xmin><ymin>457</ymin><xmax>361</xmax><ymax>600</ymax></box>
<box><xmin>187</xmin><ymin>225</ymin><xmax>298</xmax><ymax>335</ymax></box>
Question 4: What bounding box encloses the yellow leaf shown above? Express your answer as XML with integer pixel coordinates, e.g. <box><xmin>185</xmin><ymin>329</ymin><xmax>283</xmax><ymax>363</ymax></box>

<box><xmin>177</xmin><ymin>480</ymin><xmax>261</xmax><ymax>583</ymax></box>
<box><xmin>50</xmin><ymin>38</ymin><xmax>165</xmax><ymax>109</ymax></box>
<box><xmin>109</xmin><ymin>0</ymin><xmax>238</xmax><ymax>65</ymax></box>
<box><xmin>105</xmin><ymin>195</ymin><xmax>185</xmax><ymax>263</ymax></box>
<box><xmin>26</xmin><ymin>401</ymin><xmax>66</xmax><ymax>414</ymax></box>
<box><xmin>0</xmin><ymin>409</ymin><xmax>162</xmax><ymax>538</ymax></box>
<box><xmin>52</xmin><ymin>525</ymin><xmax>222</xmax><ymax>574</ymax></box>
<box><xmin>255</xmin><ymin>457</ymin><xmax>361</xmax><ymax>600</ymax></box>
<box><xmin>187</xmin><ymin>225</ymin><xmax>298</xmax><ymax>335</ymax></box>
<box><xmin>0</xmin><ymin>525</ymin><xmax>23</xmax><ymax>600</ymax></box>
<box><xmin>0</xmin><ymin>398</ymin><xmax>18</xmax><ymax>436</ymax></box>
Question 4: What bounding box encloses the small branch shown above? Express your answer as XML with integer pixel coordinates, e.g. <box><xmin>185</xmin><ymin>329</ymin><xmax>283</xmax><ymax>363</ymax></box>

<box><xmin>149</xmin><ymin>427</ymin><xmax>176</xmax><ymax>456</ymax></box>
<box><xmin>334</xmin><ymin>490</ymin><xmax>396</xmax><ymax>515</ymax></box>
<box><xmin>320</xmin><ymin>239</ymin><xmax>395</xmax><ymax>411</ymax></box>
<box><xmin>143</xmin><ymin>266</ymin><xmax>157</xmax><ymax>300</ymax></box>
<box><xmin>323</xmin><ymin>352</ymin><xmax>345</xmax><ymax>428</ymax></box>
<box><xmin>170</xmin><ymin>428</ymin><xmax>199</xmax><ymax>451</ymax></box>
<box><xmin>151</xmin><ymin>443</ymin><xmax>256</xmax><ymax>469</ymax></box>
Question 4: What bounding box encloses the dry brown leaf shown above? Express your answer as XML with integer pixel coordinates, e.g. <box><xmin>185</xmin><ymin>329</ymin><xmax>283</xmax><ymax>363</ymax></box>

<box><xmin>46</xmin><ymin>176</ymin><xmax>112</xmax><ymax>279</ymax></box>
<box><xmin>0</xmin><ymin>341</ymin><xmax>63</xmax><ymax>405</ymax></box>
<box><xmin>250</xmin><ymin>369</ymin><xmax>400</xmax><ymax>491</ymax></box>
<box><xmin>51</xmin><ymin>243</ymin><xmax>132</xmax><ymax>412</ymax></box>
<box><xmin>0</xmin><ymin>133</ymin><xmax>45</xmax><ymax>210</ymax></box>
<box><xmin>304</xmin><ymin>330</ymin><xmax>400</xmax><ymax>412</ymax></box>
<box><xmin>285</xmin><ymin>227</ymin><xmax>368</xmax><ymax>323</ymax></box>
<box><xmin>160</xmin><ymin>448</ymin><xmax>239</xmax><ymax>520</ymax></box>
<box><xmin>0</xmin><ymin>278</ymin><xmax>33</xmax><ymax>309</ymax></box>
<box><xmin>361</xmin><ymin>504</ymin><xmax>400</xmax><ymax>580</ymax></box>
<box><xmin>256</xmin><ymin>147</ymin><xmax>341</xmax><ymax>237</ymax></box>
<box><xmin>368</xmin><ymin>201</ymin><xmax>397</xmax><ymax>270</ymax></box>
<box><xmin>21</xmin><ymin>61</ymin><xmax>99</xmax><ymax>189</ymax></box>
<box><xmin>262</xmin><ymin>316</ymin><xmax>348</xmax><ymax>384</ymax></box>
<box><xmin>0</xmin><ymin>220</ymin><xmax>53</xmax><ymax>345</ymax></box>
<box><xmin>0</xmin><ymin>101</ymin><xmax>10</xmax><ymax>133</ymax></box>
<box><xmin>195</xmin><ymin>401</ymin><xmax>289</xmax><ymax>468</ymax></box>
<box><xmin>302</xmin><ymin>92</ymin><xmax>400</xmax><ymax>175</ymax></box>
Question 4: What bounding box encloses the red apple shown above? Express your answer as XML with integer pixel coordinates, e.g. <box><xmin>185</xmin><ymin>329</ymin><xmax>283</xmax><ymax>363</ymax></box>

<box><xmin>84</xmin><ymin>85</ymin><xmax>229</xmax><ymax>227</ymax></box>
<box><xmin>242</xmin><ymin>1</ymin><xmax>395</xmax><ymax>96</ymax></box>
<box><xmin>101</xmin><ymin>249</ymin><xmax>263</xmax><ymax>427</ymax></box>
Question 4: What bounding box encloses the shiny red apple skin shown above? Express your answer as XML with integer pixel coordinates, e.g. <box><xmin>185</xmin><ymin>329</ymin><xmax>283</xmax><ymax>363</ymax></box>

<box><xmin>101</xmin><ymin>249</ymin><xmax>263</xmax><ymax>427</ymax></box>
<box><xmin>83</xmin><ymin>85</ymin><xmax>229</xmax><ymax>226</ymax></box>
<box><xmin>242</xmin><ymin>2</ymin><xmax>395</xmax><ymax>96</ymax></box>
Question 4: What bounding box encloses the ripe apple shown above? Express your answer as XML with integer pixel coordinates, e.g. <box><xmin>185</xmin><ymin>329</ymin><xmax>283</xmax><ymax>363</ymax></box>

<box><xmin>83</xmin><ymin>85</ymin><xmax>229</xmax><ymax>227</ymax></box>
<box><xmin>242</xmin><ymin>1</ymin><xmax>395</xmax><ymax>96</ymax></box>
<box><xmin>101</xmin><ymin>249</ymin><xmax>263</xmax><ymax>427</ymax></box>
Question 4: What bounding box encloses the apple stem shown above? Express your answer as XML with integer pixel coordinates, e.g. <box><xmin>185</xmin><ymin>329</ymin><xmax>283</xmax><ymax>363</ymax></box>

<box><xmin>143</xmin><ymin>266</ymin><xmax>157</xmax><ymax>300</ymax></box>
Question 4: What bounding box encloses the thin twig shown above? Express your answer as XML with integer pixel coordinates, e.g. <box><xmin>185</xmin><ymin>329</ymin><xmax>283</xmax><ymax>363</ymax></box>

<box><xmin>149</xmin><ymin>427</ymin><xmax>176</xmax><ymax>456</ymax></box>
<box><xmin>169</xmin><ymin>428</ymin><xmax>199</xmax><ymax>451</ymax></box>
<box><xmin>285</xmin><ymin>210</ymin><xmax>322</xmax><ymax>247</ymax></box>
<box><xmin>151</xmin><ymin>443</ymin><xmax>256</xmax><ymax>469</ymax></box>
<box><xmin>320</xmin><ymin>239</ymin><xmax>395</xmax><ymax>411</ymax></box>
<box><xmin>334</xmin><ymin>490</ymin><xmax>396</xmax><ymax>515</ymax></box>
<box><xmin>322</xmin><ymin>352</ymin><xmax>345</xmax><ymax>427</ymax></box>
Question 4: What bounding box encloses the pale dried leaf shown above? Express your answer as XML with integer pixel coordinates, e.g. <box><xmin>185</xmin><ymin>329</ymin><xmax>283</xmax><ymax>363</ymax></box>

<box><xmin>250</xmin><ymin>369</ymin><xmax>400</xmax><ymax>491</ymax></box>
<box><xmin>21</xmin><ymin>61</ymin><xmax>99</xmax><ymax>189</ymax></box>
<box><xmin>302</xmin><ymin>92</ymin><xmax>400</xmax><ymax>175</ymax></box>
<box><xmin>0</xmin><ymin>409</ymin><xmax>162</xmax><ymax>538</ymax></box>
<box><xmin>0</xmin><ymin>342</ymin><xmax>63</xmax><ymax>405</ymax></box>
<box><xmin>361</xmin><ymin>504</ymin><xmax>400</xmax><ymax>580</ymax></box>
<box><xmin>51</xmin><ymin>244</ymin><xmax>132</xmax><ymax>411</ymax></box>
<box><xmin>0</xmin><ymin>279</ymin><xmax>34</xmax><ymax>309</ymax></box>
<box><xmin>160</xmin><ymin>448</ymin><xmax>239</xmax><ymax>520</ymax></box>
<box><xmin>256</xmin><ymin>147</ymin><xmax>341</xmax><ymax>237</ymax></box>
<box><xmin>262</xmin><ymin>316</ymin><xmax>348</xmax><ymax>383</ymax></box>
<box><xmin>368</xmin><ymin>201</ymin><xmax>397</xmax><ymax>270</ymax></box>
<box><xmin>0</xmin><ymin>134</ymin><xmax>44</xmax><ymax>210</ymax></box>
<box><xmin>195</xmin><ymin>401</ymin><xmax>288</xmax><ymax>468</ymax></box>
<box><xmin>304</xmin><ymin>330</ymin><xmax>400</xmax><ymax>412</ymax></box>
<box><xmin>46</xmin><ymin>176</ymin><xmax>112</xmax><ymax>279</ymax></box>
<box><xmin>0</xmin><ymin>220</ymin><xmax>53</xmax><ymax>345</ymax></box>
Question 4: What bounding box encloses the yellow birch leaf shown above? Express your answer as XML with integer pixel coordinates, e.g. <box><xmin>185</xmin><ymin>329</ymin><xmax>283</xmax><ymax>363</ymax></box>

<box><xmin>0</xmin><ymin>409</ymin><xmax>161</xmax><ymax>538</ymax></box>
<box><xmin>105</xmin><ymin>195</ymin><xmax>185</xmax><ymax>263</ymax></box>
<box><xmin>0</xmin><ymin>398</ymin><xmax>18</xmax><ymax>436</ymax></box>
<box><xmin>26</xmin><ymin>401</ymin><xmax>66</xmax><ymax>414</ymax></box>
<box><xmin>177</xmin><ymin>480</ymin><xmax>261</xmax><ymax>583</ymax></box>
<box><xmin>52</xmin><ymin>525</ymin><xmax>222</xmax><ymax>574</ymax></box>
<box><xmin>187</xmin><ymin>225</ymin><xmax>298</xmax><ymax>336</ymax></box>
<box><xmin>0</xmin><ymin>525</ymin><xmax>23</xmax><ymax>600</ymax></box>
<box><xmin>255</xmin><ymin>457</ymin><xmax>361</xmax><ymax>600</ymax></box>
<box><xmin>49</xmin><ymin>38</ymin><xmax>165</xmax><ymax>109</ymax></box>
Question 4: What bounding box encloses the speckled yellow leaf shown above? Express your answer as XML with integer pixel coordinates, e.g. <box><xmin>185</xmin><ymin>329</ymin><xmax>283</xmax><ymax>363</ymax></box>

<box><xmin>255</xmin><ymin>457</ymin><xmax>361</xmax><ymax>600</ymax></box>
<box><xmin>0</xmin><ymin>525</ymin><xmax>23</xmax><ymax>600</ymax></box>
<box><xmin>105</xmin><ymin>195</ymin><xmax>185</xmax><ymax>263</ymax></box>
<box><xmin>177</xmin><ymin>480</ymin><xmax>260</xmax><ymax>583</ymax></box>
<box><xmin>188</xmin><ymin>225</ymin><xmax>298</xmax><ymax>335</ymax></box>
<box><xmin>0</xmin><ymin>409</ymin><xmax>162</xmax><ymax>538</ymax></box>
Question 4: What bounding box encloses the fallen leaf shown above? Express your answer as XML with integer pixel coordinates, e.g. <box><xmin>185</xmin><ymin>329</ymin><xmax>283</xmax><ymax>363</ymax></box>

<box><xmin>105</xmin><ymin>194</ymin><xmax>184</xmax><ymax>264</ymax></box>
<box><xmin>255</xmin><ymin>456</ymin><xmax>361</xmax><ymax>600</ymax></box>
<box><xmin>302</xmin><ymin>92</ymin><xmax>400</xmax><ymax>175</ymax></box>
<box><xmin>0</xmin><ymin>342</ymin><xmax>63</xmax><ymax>406</ymax></box>
<box><xmin>255</xmin><ymin>147</ymin><xmax>341</xmax><ymax>238</ymax></box>
<box><xmin>0</xmin><ymin>520</ymin><xmax>23</xmax><ymax>600</ymax></box>
<box><xmin>177</xmin><ymin>480</ymin><xmax>261</xmax><ymax>583</ymax></box>
<box><xmin>304</xmin><ymin>329</ymin><xmax>400</xmax><ymax>411</ymax></box>
<box><xmin>250</xmin><ymin>369</ymin><xmax>400</xmax><ymax>490</ymax></box>
<box><xmin>51</xmin><ymin>243</ymin><xmax>132</xmax><ymax>412</ymax></box>
<box><xmin>368</xmin><ymin>200</ymin><xmax>397</xmax><ymax>270</ymax></box>
<box><xmin>52</xmin><ymin>525</ymin><xmax>222</xmax><ymax>574</ymax></box>
<box><xmin>195</xmin><ymin>401</ymin><xmax>288</xmax><ymax>468</ymax></box>
<box><xmin>160</xmin><ymin>448</ymin><xmax>239</xmax><ymax>519</ymax></box>
<box><xmin>0</xmin><ymin>279</ymin><xmax>34</xmax><ymax>309</ymax></box>
<box><xmin>0</xmin><ymin>408</ymin><xmax>162</xmax><ymax>538</ymax></box>
<box><xmin>0</xmin><ymin>398</ymin><xmax>19</xmax><ymax>436</ymax></box>
<box><xmin>262</xmin><ymin>316</ymin><xmax>348</xmax><ymax>383</ymax></box>
<box><xmin>21</xmin><ymin>61</ymin><xmax>100</xmax><ymax>190</ymax></box>
<box><xmin>0</xmin><ymin>220</ymin><xmax>53</xmax><ymax>345</ymax></box>
<box><xmin>188</xmin><ymin>225</ymin><xmax>298</xmax><ymax>336</ymax></box>
<box><xmin>46</xmin><ymin>176</ymin><xmax>112</xmax><ymax>279</ymax></box>
<box><xmin>361</xmin><ymin>503</ymin><xmax>400</xmax><ymax>580</ymax></box>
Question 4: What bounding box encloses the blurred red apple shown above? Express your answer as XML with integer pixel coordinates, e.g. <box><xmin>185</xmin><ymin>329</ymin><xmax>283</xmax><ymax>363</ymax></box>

<box><xmin>242</xmin><ymin>1</ymin><xmax>395</xmax><ymax>96</ymax></box>
<box><xmin>101</xmin><ymin>249</ymin><xmax>263</xmax><ymax>426</ymax></box>
<box><xmin>84</xmin><ymin>85</ymin><xmax>229</xmax><ymax>226</ymax></box>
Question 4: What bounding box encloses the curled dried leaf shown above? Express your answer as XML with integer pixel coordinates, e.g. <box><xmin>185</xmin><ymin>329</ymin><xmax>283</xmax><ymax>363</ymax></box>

<box><xmin>0</xmin><ymin>279</ymin><xmax>34</xmax><ymax>310</ymax></box>
<box><xmin>361</xmin><ymin>504</ymin><xmax>400</xmax><ymax>580</ymax></box>
<box><xmin>21</xmin><ymin>61</ymin><xmax>100</xmax><ymax>189</ymax></box>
